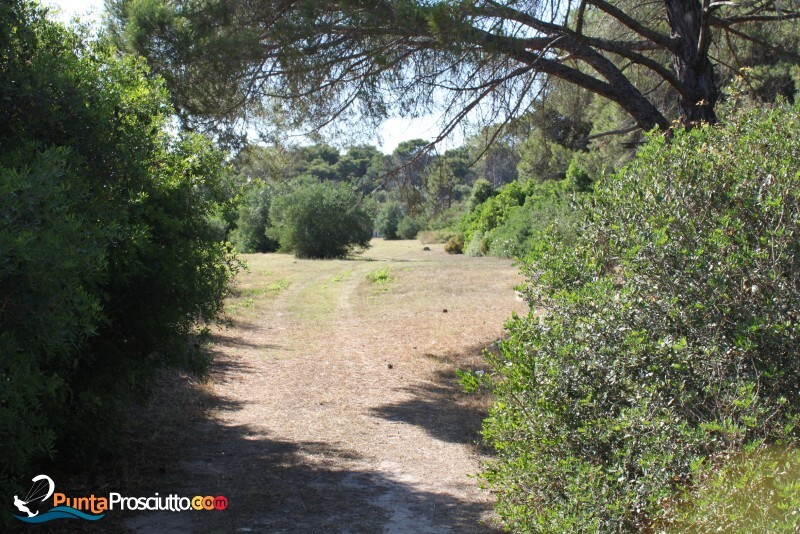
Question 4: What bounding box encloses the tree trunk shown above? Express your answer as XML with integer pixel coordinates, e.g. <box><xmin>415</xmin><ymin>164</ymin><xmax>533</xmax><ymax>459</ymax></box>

<box><xmin>665</xmin><ymin>0</ymin><xmax>719</xmax><ymax>125</ymax></box>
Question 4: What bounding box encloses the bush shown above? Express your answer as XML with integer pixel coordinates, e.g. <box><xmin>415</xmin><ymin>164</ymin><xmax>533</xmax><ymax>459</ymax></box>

<box><xmin>0</xmin><ymin>1</ymin><xmax>238</xmax><ymax>508</ymax></box>
<box><xmin>486</xmin><ymin>179</ymin><xmax>582</xmax><ymax>259</ymax></box>
<box><xmin>230</xmin><ymin>181</ymin><xmax>280</xmax><ymax>253</ymax></box>
<box><xmin>375</xmin><ymin>201</ymin><xmax>404</xmax><ymax>239</ymax></box>
<box><xmin>268</xmin><ymin>180</ymin><xmax>373</xmax><ymax>258</ymax></box>
<box><xmin>397</xmin><ymin>216</ymin><xmax>424</xmax><ymax>240</ymax></box>
<box><xmin>464</xmin><ymin>231</ymin><xmax>488</xmax><ymax>257</ymax></box>
<box><xmin>666</xmin><ymin>444</ymin><xmax>800</xmax><ymax>531</ymax></box>
<box><xmin>459</xmin><ymin>180</ymin><xmax>530</xmax><ymax>245</ymax></box>
<box><xmin>468</xmin><ymin>178</ymin><xmax>496</xmax><ymax>210</ymax></box>
<box><xmin>481</xmin><ymin>104</ymin><xmax>800</xmax><ymax>531</ymax></box>
<box><xmin>444</xmin><ymin>234</ymin><xmax>464</xmax><ymax>254</ymax></box>
<box><xmin>565</xmin><ymin>158</ymin><xmax>593</xmax><ymax>192</ymax></box>
<box><xmin>457</xmin><ymin>178</ymin><xmax>582</xmax><ymax>259</ymax></box>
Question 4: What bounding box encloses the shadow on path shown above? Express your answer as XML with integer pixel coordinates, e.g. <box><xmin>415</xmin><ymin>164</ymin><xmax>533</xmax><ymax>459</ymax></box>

<box><xmin>369</xmin><ymin>344</ymin><xmax>496</xmax><ymax>447</ymax></box>
<box><xmin>45</xmin><ymin>351</ymin><xmax>499</xmax><ymax>533</ymax></box>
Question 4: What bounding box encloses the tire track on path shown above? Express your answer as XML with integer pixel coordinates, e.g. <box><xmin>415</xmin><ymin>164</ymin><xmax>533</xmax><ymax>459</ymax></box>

<box><xmin>123</xmin><ymin>241</ymin><xmax>525</xmax><ymax>533</ymax></box>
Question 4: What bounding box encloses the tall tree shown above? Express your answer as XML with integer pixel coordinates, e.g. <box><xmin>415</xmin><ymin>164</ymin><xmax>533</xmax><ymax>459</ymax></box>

<box><xmin>108</xmin><ymin>0</ymin><xmax>800</xmax><ymax>141</ymax></box>
<box><xmin>385</xmin><ymin>139</ymin><xmax>431</xmax><ymax>213</ymax></box>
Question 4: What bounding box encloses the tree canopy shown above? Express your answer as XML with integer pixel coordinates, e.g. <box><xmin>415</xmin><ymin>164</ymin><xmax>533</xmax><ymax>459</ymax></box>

<box><xmin>109</xmin><ymin>0</ymin><xmax>800</xmax><ymax>145</ymax></box>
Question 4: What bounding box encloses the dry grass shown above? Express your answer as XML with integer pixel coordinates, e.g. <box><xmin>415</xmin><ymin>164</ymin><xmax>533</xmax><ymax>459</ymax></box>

<box><xmin>101</xmin><ymin>238</ymin><xmax>526</xmax><ymax>532</ymax></box>
<box><xmin>416</xmin><ymin>229</ymin><xmax>456</xmax><ymax>244</ymax></box>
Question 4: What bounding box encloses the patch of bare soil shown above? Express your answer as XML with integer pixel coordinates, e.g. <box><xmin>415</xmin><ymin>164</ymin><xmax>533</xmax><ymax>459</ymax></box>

<box><xmin>100</xmin><ymin>240</ymin><xmax>526</xmax><ymax>533</ymax></box>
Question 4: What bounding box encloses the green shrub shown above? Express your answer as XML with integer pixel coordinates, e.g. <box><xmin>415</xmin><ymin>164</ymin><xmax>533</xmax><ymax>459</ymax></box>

<box><xmin>464</xmin><ymin>231</ymin><xmax>488</xmax><ymax>257</ymax></box>
<box><xmin>0</xmin><ymin>1</ymin><xmax>238</xmax><ymax>507</ymax></box>
<box><xmin>268</xmin><ymin>180</ymin><xmax>373</xmax><ymax>258</ymax></box>
<box><xmin>459</xmin><ymin>180</ymin><xmax>530</xmax><ymax>245</ymax></box>
<box><xmin>468</xmin><ymin>177</ymin><xmax>496</xmax><ymax>210</ymax></box>
<box><xmin>230</xmin><ymin>181</ymin><xmax>280</xmax><ymax>253</ymax></box>
<box><xmin>1</xmin><ymin>147</ymin><xmax>106</xmax><ymax>487</ymax></box>
<box><xmin>665</xmin><ymin>444</ymin><xmax>800</xmax><ymax>532</ymax></box>
<box><xmin>565</xmin><ymin>158</ymin><xmax>593</xmax><ymax>192</ymax></box>
<box><xmin>481</xmin><ymin>104</ymin><xmax>800</xmax><ymax>531</ymax></box>
<box><xmin>457</xmin><ymin>177</ymin><xmax>582</xmax><ymax>259</ymax></box>
<box><xmin>397</xmin><ymin>216</ymin><xmax>424</xmax><ymax>240</ymax></box>
<box><xmin>486</xmin><ymin>179</ymin><xmax>582</xmax><ymax>259</ymax></box>
<box><xmin>375</xmin><ymin>201</ymin><xmax>404</xmax><ymax>239</ymax></box>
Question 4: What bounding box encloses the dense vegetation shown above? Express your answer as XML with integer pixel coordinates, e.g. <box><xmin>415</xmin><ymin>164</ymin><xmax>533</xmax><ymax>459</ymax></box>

<box><xmin>0</xmin><ymin>0</ymin><xmax>238</xmax><ymax>508</ymax></box>
<box><xmin>267</xmin><ymin>180</ymin><xmax>374</xmax><ymax>259</ymax></box>
<box><xmin>471</xmin><ymin>103</ymin><xmax>800</xmax><ymax>530</ymax></box>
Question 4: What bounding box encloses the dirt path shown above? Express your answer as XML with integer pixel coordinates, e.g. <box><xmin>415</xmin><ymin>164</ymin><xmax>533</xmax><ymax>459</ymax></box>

<box><xmin>121</xmin><ymin>240</ymin><xmax>526</xmax><ymax>533</ymax></box>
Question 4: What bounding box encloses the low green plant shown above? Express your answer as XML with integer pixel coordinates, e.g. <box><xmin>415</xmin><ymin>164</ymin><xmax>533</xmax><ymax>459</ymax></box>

<box><xmin>267</xmin><ymin>279</ymin><xmax>290</xmax><ymax>291</ymax></box>
<box><xmin>365</xmin><ymin>268</ymin><xmax>394</xmax><ymax>284</ymax></box>
<box><xmin>482</xmin><ymin>103</ymin><xmax>800</xmax><ymax>531</ymax></box>
<box><xmin>664</xmin><ymin>444</ymin><xmax>800</xmax><ymax>532</ymax></box>
<box><xmin>331</xmin><ymin>270</ymin><xmax>352</xmax><ymax>283</ymax></box>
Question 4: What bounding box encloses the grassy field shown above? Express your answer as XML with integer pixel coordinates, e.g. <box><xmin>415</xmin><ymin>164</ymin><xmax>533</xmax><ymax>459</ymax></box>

<box><xmin>102</xmin><ymin>238</ymin><xmax>527</xmax><ymax>532</ymax></box>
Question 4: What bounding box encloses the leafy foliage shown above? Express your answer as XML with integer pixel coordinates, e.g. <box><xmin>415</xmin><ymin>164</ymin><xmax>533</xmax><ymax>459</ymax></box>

<box><xmin>375</xmin><ymin>201</ymin><xmax>405</xmax><ymax>240</ymax></box>
<box><xmin>457</xmin><ymin>178</ymin><xmax>581</xmax><ymax>259</ymax></box>
<box><xmin>485</xmin><ymin>179</ymin><xmax>582</xmax><ymax>259</ymax></box>
<box><xmin>481</xmin><ymin>103</ymin><xmax>800</xmax><ymax>531</ymax></box>
<box><xmin>230</xmin><ymin>181</ymin><xmax>279</xmax><ymax>253</ymax></box>
<box><xmin>0</xmin><ymin>1</ymin><xmax>238</xmax><ymax>505</ymax></box>
<box><xmin>467</xmin><ymin>178</ymin><xmax>496</xmax><ymax>211</ymax></box>
<box><xmin>397</xmin><ymin>216</ymin><xmax>424</xmax><ymax>240</ymax></box>
<box><xmin>666</xmin><ymin>445</ymin><xmax>800</xmax><ymax>532</ymax></box>
<box><xmin>268</xmin><ymin>180</ymin><xmax>374</xmax><ymax>258</ymax></box>
<box><xmin>365</xmin><ymin>267</ymin><xmax>394</xmax><ymax>285</ymax></box>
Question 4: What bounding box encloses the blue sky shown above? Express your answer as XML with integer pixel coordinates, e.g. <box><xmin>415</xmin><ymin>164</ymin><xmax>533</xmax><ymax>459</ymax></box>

<box><xmin>44</xmin><ymin>0</ymin><xmax>459</xmax><ymax>153</ymax></box>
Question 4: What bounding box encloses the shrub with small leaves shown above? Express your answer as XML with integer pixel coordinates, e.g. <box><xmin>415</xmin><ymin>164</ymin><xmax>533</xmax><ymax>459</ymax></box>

<box><xmin>0</xmin><ymin>2</ymin><xmax>239</xmax><ymax>513</ymax></box>
<box><xmin>268</xmin><ymin>180</ymin><xmax>373</xmax><ymax>258</ymax></box>
<box><xmin>482</xmin><ymin>103</ymin><xmax>800</xmax><ymax>531</ymax></box>
<box><xmin>230</xmin><ymin>181</ymin><xmax>279</xmax><ymax>253</ymax></box>
<box><xmin>397</xmin><ymin>216</ymin><xmax>424</xmax><ymax>240</ymax></box>
<box><xmin>665</xmin><ymin>444</ymin><xmax>800</xmax><ymax>532</ymax></box>
<box><xmin>375</xmin><ymin>201</ymin><xmax>404</xmax><ymax>239</ymax></box>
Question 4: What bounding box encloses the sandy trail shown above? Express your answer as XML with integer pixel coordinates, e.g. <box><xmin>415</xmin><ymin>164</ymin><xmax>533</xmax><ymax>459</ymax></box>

<box><xmin>121</xmin><ymin>240</ymin><xmax>526</xmax><ymax>533</ymax></box>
